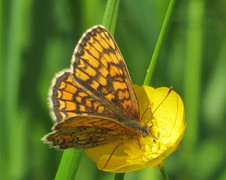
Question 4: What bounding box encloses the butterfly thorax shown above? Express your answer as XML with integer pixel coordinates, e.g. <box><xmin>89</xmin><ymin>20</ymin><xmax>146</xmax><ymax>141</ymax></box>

<box><xmin>124</xmin><ymin>120</ymin><xmax>149</xmax><ymax>137</ymax></box>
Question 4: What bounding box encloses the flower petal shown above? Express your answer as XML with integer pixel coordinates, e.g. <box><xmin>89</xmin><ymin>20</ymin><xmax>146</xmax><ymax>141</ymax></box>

<box><xmin>85</xmin><ymin>85</ymin><xmax>185</xmax><ymax>173</ymax></box>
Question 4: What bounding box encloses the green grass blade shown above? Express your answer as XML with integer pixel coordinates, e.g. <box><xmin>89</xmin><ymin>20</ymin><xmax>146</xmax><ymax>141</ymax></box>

<box><xmin>55</xmin><ymin>149</ymin><xmax>83</xmax><ymax>180</ymax></box>
<box><xmin>54</xmin><ymin>0</ymin><xmax>120</xmax><ymax>179</ymax></box>
<box><xmin>4</xmin><ymin>0</ymin><xmax>28</xmax><ymax>179</ymax></box>
<box><xmin>142</xmin><ymin>0</ymin><xmax>177</xmax><ymax>178</ymax></box>
<box><xmin>103</xmin><ymin>0</ymin><xmax>123</xmax><ymax>179</ymax></box>
<box><xmin>0</xmin><ymin>0</ymin><xmax>3</xmax><ymax>176</ymax></box>
<box><xmin>143</xmin><ymin>0</ymin><xmax>176</xmax><ymax>85</ymax></box>
<box><xmin>182</xmin><ymin>0</ymin><xmax>204</xmax><ymax>173</ymax></box>
<box><xmin>102</xmin><ymin>0</ymin><xmax>120</xmax><ymax>35</ymax></box>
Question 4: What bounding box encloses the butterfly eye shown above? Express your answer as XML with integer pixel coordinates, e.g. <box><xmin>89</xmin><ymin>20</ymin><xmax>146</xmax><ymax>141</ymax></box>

<box><xmin>142</xmin><ymin>131</ymin><xmax>147</xmax><ymax>137</ymax></box>
<box><xmin>139</xmin><ymin>125</ymin><xmax>148</xmax><ymax>137</ymax></box>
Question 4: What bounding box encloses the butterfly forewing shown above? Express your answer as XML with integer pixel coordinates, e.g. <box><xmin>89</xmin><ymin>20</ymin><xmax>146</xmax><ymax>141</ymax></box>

<box><xmin>71</xmin><ymin>26</ymin><xmax>140</xmax><ymax>122</ymax></box>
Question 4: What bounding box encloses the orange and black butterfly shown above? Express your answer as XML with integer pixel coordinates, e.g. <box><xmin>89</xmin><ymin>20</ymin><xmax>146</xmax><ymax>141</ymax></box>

<box><xmin>42</xmin><ymin>25</ymin><xmax>149</xmax><ymax>149</ymax></box>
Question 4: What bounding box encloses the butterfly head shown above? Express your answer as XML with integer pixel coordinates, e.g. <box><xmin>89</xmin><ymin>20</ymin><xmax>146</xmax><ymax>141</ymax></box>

<box><xmin>139</xmin><ymin>124</ymin><xmax>157</xmax><ymax>143</ymax></box>
<box><xmin>139</xmin><ymin>125</ymin><xmax>149</xmax><ymax>137</ymax></box>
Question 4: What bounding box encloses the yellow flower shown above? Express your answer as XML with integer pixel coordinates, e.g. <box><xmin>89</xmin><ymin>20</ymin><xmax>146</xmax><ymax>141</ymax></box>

<box><xmin>85</xmin><ymin>85</ymin><xmax>186</xmax><ymax>173</ymax></box>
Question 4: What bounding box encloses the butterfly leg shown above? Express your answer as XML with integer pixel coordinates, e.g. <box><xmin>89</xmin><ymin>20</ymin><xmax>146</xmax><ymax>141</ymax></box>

<box><xmin>137</xmin><ymin>138</ymin><xmax>148</xmax><ymax>161</ymax></box>
<box><xmin>148</xmin><ymin>124</ymin><xmax>157</xmax><ymax>143</ymax></box>
<box><xmin>101</xmin><ymin>142</ymin><xmax>124</xmax><ymax>169</ymax></box>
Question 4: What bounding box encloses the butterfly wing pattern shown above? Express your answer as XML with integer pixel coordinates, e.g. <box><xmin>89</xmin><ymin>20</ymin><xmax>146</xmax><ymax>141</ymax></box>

<box><xmin>42</xmin><ymin>25</ymin><xmax>142</xmax><ymax>149</ymax></box>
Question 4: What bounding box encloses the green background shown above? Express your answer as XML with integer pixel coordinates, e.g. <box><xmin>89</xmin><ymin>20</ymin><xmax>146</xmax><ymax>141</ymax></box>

<box><xmin>1</xmin><ymin>0</ymin><xmax>226</xmax><ymax>179</ymax></box>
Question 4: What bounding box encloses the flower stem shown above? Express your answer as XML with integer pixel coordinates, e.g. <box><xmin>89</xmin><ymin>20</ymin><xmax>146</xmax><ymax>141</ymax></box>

<box><xmin>114</xmin><ymin>173</ymin><xmax>125</xmax><ymax>180</ymax></box>
<box><xmin>160</xmin><ymin>166</ymin><xmax>170</xmax><ymax>180</ymax></box>
<box><xmin>143</xmin><ymin>0</ymin><xmax>176</xmax><ymax>85</ymax></box>
<box><xmin>143</xmin><ymin>0</ymin><xmax>176</xmax><ymax>178</ymax></box>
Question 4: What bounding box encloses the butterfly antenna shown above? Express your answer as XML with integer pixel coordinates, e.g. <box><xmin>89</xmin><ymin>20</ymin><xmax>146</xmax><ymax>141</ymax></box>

<box><xmin>141</xmin><ymin>86</ymin><xmax>173</xmax><ymax>126</ymax></box>
<box><xmin>152</xmin><ymin>86</ymin><xmax>173</xmax><ymax>115</ymax></box>
<box><xmin>139</xmin><ymin>104</ymin><xmax>152</xmax><ymax>123</ymax></box>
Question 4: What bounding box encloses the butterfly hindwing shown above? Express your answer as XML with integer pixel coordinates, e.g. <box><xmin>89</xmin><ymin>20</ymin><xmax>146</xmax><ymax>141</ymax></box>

<box><xmin>42</xmin><ymin>116</ymin><xmax>138</xmax><ymax>149</ymax></box>
<box><xmin>50</xmin><ymin>71</ymin><xmax>116</xmax><ymax>122</ymax></box>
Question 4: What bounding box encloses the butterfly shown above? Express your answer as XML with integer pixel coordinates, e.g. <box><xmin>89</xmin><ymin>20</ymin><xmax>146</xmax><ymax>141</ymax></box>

<box><xmin>42</xmin><ymin>25</ymin><xmax>149</xmax><ymax>150</ymax></box>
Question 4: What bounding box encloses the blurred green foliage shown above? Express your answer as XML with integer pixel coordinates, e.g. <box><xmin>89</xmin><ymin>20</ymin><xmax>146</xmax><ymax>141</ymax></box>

<box><xmin>1</xmin><ymin>0</ymin><xmax>226</xmax><ymax>180</ymax></box>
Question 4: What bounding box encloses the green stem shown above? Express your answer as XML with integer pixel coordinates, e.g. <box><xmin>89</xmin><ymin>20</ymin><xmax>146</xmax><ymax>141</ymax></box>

<box><xmin>0</xmin><ymin>0</ymin><xmax>3</xmax><ymax>176</ymax></box>
<box><xmin>160</xmin><ymin>166</ymin><xmax>170</xmax><ymax>180</ymax></box>
<box><xmin>114</xmin><ymin>173</ymin><xmax>125</xmax><ymax>180</ymax></box>
<box><xmin>55</xmin><ymin>149</ymin><xmax>82</xmax><ymax>180</ymax></box>
<box><xmin>102</xmin><ymin>0</ymin><xmax>120</xmax><ymax>35</ymax></box>
<box><xmin>142</xmin><ymin>0</ymin><xmax>177</xmax><ymax>178</ymax></box>
<box><xmin>183</xmin><ymin>0</ymin><xmax>204</xmax><ymax>172</ymax></box>
<box><xmin>54</xmin><ymin>0</ymin><xmax>120</xmax><ymax>179</ymax></box>
<box><xmin>143</xmin><ymin>0</ymin><xmax>176</xmax><ymax>85</ymax></box>
<box><xmin>5</xmin><ymin>0</ymin><xmax>25</xmax><ymax>179</ymax></box>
